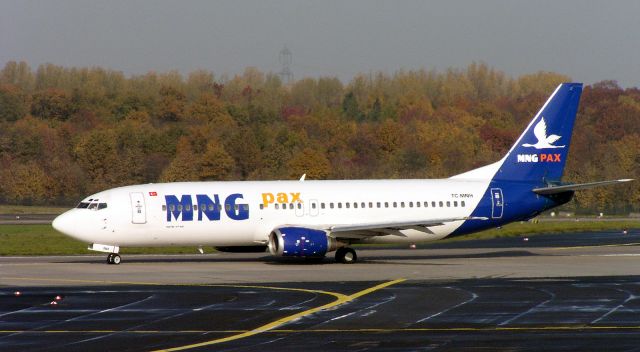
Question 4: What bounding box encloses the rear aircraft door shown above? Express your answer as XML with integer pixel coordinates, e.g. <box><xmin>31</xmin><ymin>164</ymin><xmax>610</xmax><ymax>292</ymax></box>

<box><xmin>130</xmin><ymin>192</ymin><xmax>147</xmax><ymax>224</ymax></box>
<box><xmin>490</xmin><ymin>188</ymin><xmax>504</xmax><ymax>219</ymax></box>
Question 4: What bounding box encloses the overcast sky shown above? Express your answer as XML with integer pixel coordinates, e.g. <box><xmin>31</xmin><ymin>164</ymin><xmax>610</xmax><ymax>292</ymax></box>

<box><xmin>1</xmin><ymin>0</ymin><xmax>639</xmax><ymax>87</ymax></box>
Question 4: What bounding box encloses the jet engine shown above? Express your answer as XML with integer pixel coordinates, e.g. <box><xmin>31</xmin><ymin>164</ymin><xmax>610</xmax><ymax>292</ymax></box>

<box><xmin>268</xmin><ymin>227</ymin><xmax>340</xmax><ymax>258</ymax></box>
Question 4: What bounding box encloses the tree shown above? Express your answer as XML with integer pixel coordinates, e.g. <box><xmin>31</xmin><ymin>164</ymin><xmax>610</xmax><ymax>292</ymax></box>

<box><xmin>31</xmin><ymin>88</ymin><xmax>73</xmax><ymax>120</ymax></box>
<box><xmin>0</xmin><ymin>84</ymin><xmax>28</xmax><ymax>121</ymax></box>
<box><xmin>0</xmin><ymin>161</ymin><xmax>54</xmax><ymax>204</ymax></box>
<box><xmin>287</xmin><ymin>147</ymin><xmax>331</xmax><ymax>180</ymax></box>
<box><xmin>158</xmin><ymin>86</ymin><xmax>186</xmax><ymax>122</ymax></box>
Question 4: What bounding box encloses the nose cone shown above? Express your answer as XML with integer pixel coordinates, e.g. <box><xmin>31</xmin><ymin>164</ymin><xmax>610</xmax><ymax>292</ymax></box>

<box><xmin>52</xmin><ymin>211</ymin><xmax>75</xmax><ymax>237</ymax></box>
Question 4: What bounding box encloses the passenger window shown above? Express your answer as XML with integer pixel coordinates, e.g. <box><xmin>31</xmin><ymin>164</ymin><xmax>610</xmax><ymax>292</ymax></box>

<box><xmin>432</xmin><ymin>201</ymin><xmax>436</xmax><ymax>207</ymax></box>
<box><xmin>454</xmin><ymin>201</ymin><xmax>458</xmax><ymax>207</ymax></box>
<box><xmin>446</xmin><ymin>201</ymin><xmax>450</xmax><ymax>207</ymax></box>
<box><xmin>193</xmin><ymin>205</ymin><xmax>198</xmax><ymax>211</ymax></box>
<box><xmin>242</xmin><ymin>204</ymin><xmax>249</xmax><ymax>211</ymax></box>
<box><xmin>225</xmin><ymin>204</ymin><xmax>231</xmax><ymax>211</ymax></box>
<box><xmin>260</xmin><ymin>204</ymin><xmax>264</xmax><ymax>210</ymax></box>
<box><xmin>297</xmin><ymin>203</ymin><xmax>302</xmax><ymax>209</ymax></box>
<box><xmin>275</xmin><ymin>203</ymin><xmax>279</xmax><ymax>209</ymax></box>
<box><xmin>338</xmin><ymin>203</ymin><xmax>342</xmax><ymax>209</ymax></box>
<box><xmin>162</xmin><ymin>205</ymin><xmax>167</xmax><ymax>211</ymax></box>
<box><xmin>409</xmin><ymin>202</ymin><xmax>413</xmax><ymax>208</ymax></box>
<box><xmin>330</xmin><ymin>203</ymin><xmax>334</xmax><ymax>209</ymax></box>
<box><xmin>424</xmin><ymin>201</ymin><xmax>428</xmax><ymax>207</ymax></box>
<box><xmin>393</xmin><ymin>202</ymin><xmax>397</xmax><ymax>208</ymax></box>
<box><xmin>186</xmin><ymin>204</ymin><xmax>191</xmax><ymax>211</ymax></box>
<box><xmin>401</xmin><ymin>202</ymin><xmax>405</xmax><ymax>208</ymax></box>
<box><xmin>377</xmin><ymin>202</ymin><xmax>381</xmax><ymax>208</ymax></box>
<box><xmin>439</xmin><ymin>201</ymin><xmax>443</xmax><ymax>207</ymax></box>
<box><xmin>385</xmin><ymin>202</ymin><xmax>389</xmax><ymax>208</ymax></box>
<box><xmin>208</xmin><ymin>204</ymin><xmax>214</xmax><ymax>211</ymax></box>
<box><xmin>289</xmin><ymin>203</ymin><xmax>294</xmax><ymax>209</ymax></box>
<box><xmin>321</xmin><ymin>203</ymin><xmax>325</xmax><ymax>209</ymax></box>
<box><xmin>234</xmin><ymin>204</ymin><xmax>239</xmax><ymax>211</ymax></box>
<box><xmin>368</xmin><ymin>202</ymin><xmax>372</xmax><ymax>208</ymax></box>
<box><xmin>416</xmin><ymin>202</ymin><xmax>420</xmax><ymax>208</ymax></box>
<box><xmin>462</xmin><ymin>201</ymin><xmax>466</xmax><ymax>207</ymax></box>
<box><xmin>178</xmin><ymin>205</ymin><xmax>183</xmax><ymax>211</ymax></box>
<box><xmin>346</xmin><ymin>203</ymin><xmax>350</xmax><ymax>209</ymax></box>
<box><xmin>312</xmin><ymin>203</ymin><xmax>316</xmax><ymax>209</ymax></box>
<box><xmin>170</xmin><ymin>205</ymin><xmax>175</xmax><ymax>212</ymax></box>
<box><xmin>353</xmin><ymin>202</ymin><xmax>357</xmax><ymax>208</ymax></box>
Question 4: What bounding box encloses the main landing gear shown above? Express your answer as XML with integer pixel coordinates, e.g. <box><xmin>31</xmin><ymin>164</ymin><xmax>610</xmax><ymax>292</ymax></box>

<box><xmin>335</xmin><ymin>247</ymin><xmax>357</xmax><ymax>264</ymax></box>
<box><xmin>107</xmin><ymin>253</ymin><xmax>121</xmax><ymax>265</ymax></box>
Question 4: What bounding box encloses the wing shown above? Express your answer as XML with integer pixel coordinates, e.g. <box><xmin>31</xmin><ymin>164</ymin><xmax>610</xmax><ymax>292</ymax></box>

<box><xmin>283</xmin><ymin>216</ymin><xmax>487</xmax><ymax>239</ymax></box>
<box><xmin>546</xmin><ymin>134</ymin><xmax>561</xmax><ymax>144</ymax></box>
<box><xmin>532</xmin><ymin>179</ymin><xmax>633</xmax><ymax>195</ymax></box>
<box><xmin>532</xmin><ymin>117</ymin><xmax>547</xmax><ymax>142</ymax></box>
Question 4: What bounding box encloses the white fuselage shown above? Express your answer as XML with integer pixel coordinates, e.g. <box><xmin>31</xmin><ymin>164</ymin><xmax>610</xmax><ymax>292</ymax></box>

<box><xmin>55</xmin><ymin>178</ymin><xmax>489</xmax><ymax>248</ymax></box>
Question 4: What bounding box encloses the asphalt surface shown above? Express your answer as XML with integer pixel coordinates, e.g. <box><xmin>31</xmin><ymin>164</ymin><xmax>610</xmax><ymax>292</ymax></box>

<box><xmin>3</xmin><ymin>231</ymin><xmax>640</xmax><ymax>351</ymax></box>
<box><xmin>0</xmin><ymin>214</ymin><xmax>57</xmax><ymax>225</ymax></box>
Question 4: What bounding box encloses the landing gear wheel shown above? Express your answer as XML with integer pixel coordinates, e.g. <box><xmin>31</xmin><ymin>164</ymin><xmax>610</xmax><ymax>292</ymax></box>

<box><xmin>111</xmin><ymin>254</ymin><xmax>121</xmax><ymax>265</ymax></box>
<box><xmin>106</xmin><ymin>253</ymin><xmax>121</xmax><ymax>265</ymax></box>
<box><xmin>335</xmin><ymin>247</ymin><xmax>357</xmax><ymax>264</ymax></box>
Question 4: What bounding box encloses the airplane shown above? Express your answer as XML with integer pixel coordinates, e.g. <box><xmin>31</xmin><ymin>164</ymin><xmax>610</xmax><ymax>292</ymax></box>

<box><xmin>52</xmin><ymin>83</ymin><xmax>632</xmax><ymax>265</ymax></box>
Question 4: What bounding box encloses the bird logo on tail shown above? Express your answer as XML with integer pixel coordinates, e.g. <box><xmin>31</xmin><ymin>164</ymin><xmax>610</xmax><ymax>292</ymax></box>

<box><xmin>522</xmin><ymin>117</ymin><xmax>565</xmax><ymax>149</ymax></box>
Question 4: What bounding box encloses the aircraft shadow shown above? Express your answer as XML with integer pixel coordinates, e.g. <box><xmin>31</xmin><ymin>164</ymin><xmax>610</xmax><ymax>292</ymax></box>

<box><xmin>57</xmin><ymin>250</ymin><xmax>537</xmax><ymax>265</ymax></box>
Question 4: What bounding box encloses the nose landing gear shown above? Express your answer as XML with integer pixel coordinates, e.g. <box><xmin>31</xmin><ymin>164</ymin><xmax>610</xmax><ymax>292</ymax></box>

<box><xmin>107</xmin><ymin>253</ymin><xmax>121</xmax><ymax>265</ymax></box>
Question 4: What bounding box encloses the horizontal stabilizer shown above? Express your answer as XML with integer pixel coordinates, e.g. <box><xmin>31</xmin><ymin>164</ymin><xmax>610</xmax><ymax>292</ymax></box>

<box><xmin>532</xmin><ymin>179</ymin><xmax>633</xmax><ymax>195</ymax></box>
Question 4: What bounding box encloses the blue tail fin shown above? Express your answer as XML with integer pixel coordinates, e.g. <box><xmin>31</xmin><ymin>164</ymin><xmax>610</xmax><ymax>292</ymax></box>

<box><xmin>495</xmin><ymin>83</ymin><xmax>582</xmax><ymax>182</ymax></box>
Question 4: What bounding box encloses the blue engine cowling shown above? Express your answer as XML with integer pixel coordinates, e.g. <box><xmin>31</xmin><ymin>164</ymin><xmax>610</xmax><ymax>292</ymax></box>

<box><xmin>268</xmin><ymin>227</ymin><xmax>338</xmax><ymax>258</ymax></box>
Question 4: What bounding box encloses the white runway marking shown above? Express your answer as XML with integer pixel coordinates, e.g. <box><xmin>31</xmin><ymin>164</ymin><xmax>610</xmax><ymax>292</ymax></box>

<box><xmin>499</xmin><ymin>287</ymin><xmax>555</xmax><ymax>326</ymax></box>
<box><xmin>417</xmin><ymin>287</ymin><xmax>478</xmax><ymax>323</ymax></box>
<box><xmin>592</xmin><ymin>288</ymin><xmax>638</xmax><ymax>324</ymax></box>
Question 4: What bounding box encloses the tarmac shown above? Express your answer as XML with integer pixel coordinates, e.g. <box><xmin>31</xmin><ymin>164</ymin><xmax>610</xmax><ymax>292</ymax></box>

<box><xmin>3</xmin><ymin>230</ymin><xmax>640</xmax><ymax>351</ymax></box>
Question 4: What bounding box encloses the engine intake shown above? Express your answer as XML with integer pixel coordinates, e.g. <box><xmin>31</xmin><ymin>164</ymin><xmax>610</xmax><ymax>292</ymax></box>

<box><xmin>268</xmin><ymin>227</ymin><xmax>339</xmax><ymax>258</ymax></box>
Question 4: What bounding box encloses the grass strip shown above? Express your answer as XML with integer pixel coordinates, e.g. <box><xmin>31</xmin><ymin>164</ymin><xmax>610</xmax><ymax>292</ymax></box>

<box><xmin>0</xmin><ymin>221</ymin><xmax>639</xmax><ymax>256</ymax></box>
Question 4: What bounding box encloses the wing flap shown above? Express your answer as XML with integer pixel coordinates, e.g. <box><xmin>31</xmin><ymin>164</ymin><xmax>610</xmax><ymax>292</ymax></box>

<box><xmin>328</xmin><ymin>216</ymin><xmax>487</xmax><ymax>234</ymax></box>
<box><xmin>533</xmin><ymin>179</ymin><xmax>633</xmax><ymax>195</ymax></box>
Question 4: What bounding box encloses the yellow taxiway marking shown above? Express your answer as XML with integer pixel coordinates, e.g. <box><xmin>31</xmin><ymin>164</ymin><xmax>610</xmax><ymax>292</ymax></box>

<box><xmin>3</xmin><ymin>276</ymin><xmax>404</xmax><ymax>351</ymax></box>
<box><xmin>3</xmin><ymin>277</ymin><xmax>346</xmax><ymax>300</ymax></box>
<box><xmin>152</xmin><ymin>278</ymin><xmax>406</xmax><ymax>352</ymax></box>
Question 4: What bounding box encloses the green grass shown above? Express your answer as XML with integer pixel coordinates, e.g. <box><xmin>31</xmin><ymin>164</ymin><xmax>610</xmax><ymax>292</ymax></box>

<box><xmin>0</xmin><ymin>205</ymin><xmax>68</xmax><ymax>215</ymax></box>
<box><xmin>0</xmin><ymin>225</ymin><xmax>208</xmax><ymax>256</ymax></box>
<box><xmin>1</xmin><ymin>220</ymin><xmax>639</xmax><ymax>256</ymax></box>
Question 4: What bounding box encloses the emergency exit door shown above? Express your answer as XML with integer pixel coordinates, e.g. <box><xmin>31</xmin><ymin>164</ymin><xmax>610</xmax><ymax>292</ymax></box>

<box><xmin>130</xmin><ymin>192</ymin><xmax>147</xmax><ymax>224</ymax></box>
<box><xmin>490</xmin><ymin>188</ymin><xmax>504</xmax><ymax>219</ymax></box>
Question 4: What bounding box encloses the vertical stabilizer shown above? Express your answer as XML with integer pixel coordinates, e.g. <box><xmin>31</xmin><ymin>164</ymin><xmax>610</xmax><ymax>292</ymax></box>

<box><xmin>453</xmin><ymin>83</ymin><xmax>583</xmax><ymax>183</ymax></box>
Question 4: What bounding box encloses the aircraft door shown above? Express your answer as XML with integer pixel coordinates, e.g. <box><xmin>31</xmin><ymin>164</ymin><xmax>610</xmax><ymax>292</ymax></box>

<box><xmin>490</xmin><ymin>188</ymin><xmax>504</xmax><ymax>219</ymax></box>
<box><xmin>130</xmin><ymin>192</ymin><xmax>147</xmax><ymax>224</ymax></box>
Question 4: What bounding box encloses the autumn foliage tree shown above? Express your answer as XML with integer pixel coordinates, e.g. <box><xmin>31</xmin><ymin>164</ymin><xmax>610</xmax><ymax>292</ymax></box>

<box><xmin>0</xmin><ymin>60</ymin><xmax>638</xmax><ymax>214</ymax></box>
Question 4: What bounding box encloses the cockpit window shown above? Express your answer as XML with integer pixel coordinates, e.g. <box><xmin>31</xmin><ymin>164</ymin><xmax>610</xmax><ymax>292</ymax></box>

<box><xmin>77</xmin><ymin>201</ymin><xmax>107</xmax><ymax>210</ymax></box>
